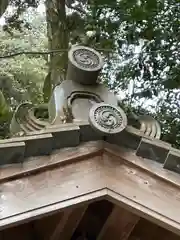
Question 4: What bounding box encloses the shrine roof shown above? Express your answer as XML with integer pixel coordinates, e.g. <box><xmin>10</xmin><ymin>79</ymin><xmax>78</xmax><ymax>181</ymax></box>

<box><xmin>1</xmin><ymin>45</ymin><xmax>180</xmax><ymax>238</ymax></box>
<box><xmin>0</xmin><ymin>45</ymin><xmax>179</xmax><ymax>179</ymax></box>
<box><xmin>0</xmin><ymin>121</ymin><xmax>180</xmax><ymax>177</ymax></box>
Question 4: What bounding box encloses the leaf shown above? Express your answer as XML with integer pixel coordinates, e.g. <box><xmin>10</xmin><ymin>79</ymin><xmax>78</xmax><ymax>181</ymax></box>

<box><xmin>43</xmin><ymin>72</ymin><xmax>52</xmax><ymax>103</ymax></box>
<box><xmin>163</xmin><ymin>77</ymin><xmax>180</xmax><ymax>90</ymax></box>
<box><xmin>133</xmin><ymin>89</ymin><xmax>153</xmax><ymax>99</ymax></box>
<box><xmin>140</xmin><ymin>27</ymin><xmax>154</xmax><ymax>40</ymax></box>
<box><xmin>131</xmin><ymin>7</ymin><xmax>145</xmax><ymax>21</ymax></box>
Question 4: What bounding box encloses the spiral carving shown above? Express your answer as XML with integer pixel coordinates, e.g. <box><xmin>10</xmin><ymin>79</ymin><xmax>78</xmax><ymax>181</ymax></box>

<box><xmin>89</xmin><ymin>103</ymin><xmax>127</xmax><ymax>135</ymax></box>
<box><xmin>10</xmin><ymin>103</ymin><xmax>50</xmax><ymax>136</ymax></box>
<box><xmin>73</xmin><ymin>48</ymin><xmax>100</xmax><ymax>69</ymax></box>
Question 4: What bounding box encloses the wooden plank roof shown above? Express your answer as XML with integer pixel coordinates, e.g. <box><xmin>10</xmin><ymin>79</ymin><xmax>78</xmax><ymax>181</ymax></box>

<box><xmin>1</xmin><ymin>141</ymin><xmax>180</xmax><ymax>237</ymax></box>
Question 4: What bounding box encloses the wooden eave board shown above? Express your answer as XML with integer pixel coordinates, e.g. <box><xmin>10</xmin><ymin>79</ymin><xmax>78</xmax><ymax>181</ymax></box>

<box><xmin>1</xmin><ymin>141</ymin><xmax>180</xmax><ymax>236</ymax></box>
<box><xmin>1</xmin><ymin>201</ymin><xmax>180</xmax><ymax>240</ymax></box>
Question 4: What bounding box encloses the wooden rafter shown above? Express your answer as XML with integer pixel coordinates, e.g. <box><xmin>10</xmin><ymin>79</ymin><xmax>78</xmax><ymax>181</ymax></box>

<box><xmin>49</xmin><ymin>208</ymin><xmax>72</xmax><ymax>240</ymax></box>
<box><xmin>71</xmin><ymin>200</ymin><xmax>114</xmax><ymax>239</ymax></box>
<box><xmin>57</xmin><ymin>205</ymin><xmax>88</xmax><ymax>239</ymax></box>
<box><xmin>97</xmin><ymin>205</ymin><xmax>139</xmax><ymax>240</ymax></box>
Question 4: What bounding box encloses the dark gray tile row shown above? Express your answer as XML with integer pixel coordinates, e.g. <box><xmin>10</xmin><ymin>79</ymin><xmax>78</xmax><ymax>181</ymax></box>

<box><xmin>0</xmin><ymin>122</ymin><xmax>179</xmax><ymax>176</ymax></box>
<box><xmin>0</xmin><ymin>123</ymin><xmax>103</xmax><ymax>167</ymax></box>
<box><xmin>106</xmin><ymin>125</ymin><xmax>180</xmax><ymax>174</ymax></box>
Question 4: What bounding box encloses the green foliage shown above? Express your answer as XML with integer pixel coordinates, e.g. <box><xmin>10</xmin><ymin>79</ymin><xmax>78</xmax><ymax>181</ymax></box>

<box><xmin>0</xmin><ymin>0</ymin><xmax>180</xmax><ymax>149</ymax></box>
<box><xmin>0</xmin><ymin>12</ymin><xmax>47</xmax><ymax>137</ymax></box>
<box><xmin>2</xmin><ymin>0</ymin><xmax>39</xmax><ymax>32</ymax></box>
<box><xmin>0</xmin><ymin>12</ymin><xmax>48</xmax><ymax>105</ymax></box>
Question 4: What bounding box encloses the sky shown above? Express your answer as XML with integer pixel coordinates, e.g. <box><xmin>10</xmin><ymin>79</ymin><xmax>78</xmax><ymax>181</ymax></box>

<box><xmin>0</xmin><ymin>16</ymin><xmax>5</xmax><ymax>25</ymax></box>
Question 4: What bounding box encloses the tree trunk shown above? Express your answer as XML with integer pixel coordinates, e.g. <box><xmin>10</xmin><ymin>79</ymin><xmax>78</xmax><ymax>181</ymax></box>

<box><xmin>0</xmin><ymin>0</ymin><xmax>9</xmax><ymax>17</ymax></box>
<box><xmin>45</xmin><ymin>0</ymin><xmax>69</xmax><ymax>87</ymax></box>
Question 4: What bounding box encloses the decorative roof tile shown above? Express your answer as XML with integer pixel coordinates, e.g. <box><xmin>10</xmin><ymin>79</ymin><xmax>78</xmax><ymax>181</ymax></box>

<box><xmin>0</xmin><ymin>45</ymin><xmax>178</xmax><ymax>178</ymax></box>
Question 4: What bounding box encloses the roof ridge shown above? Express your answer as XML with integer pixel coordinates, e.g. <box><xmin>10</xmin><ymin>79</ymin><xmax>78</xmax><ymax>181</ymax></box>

<box><xmin>0</xmin><ymin>122</ymin><xmax>179</xmax><ymax>176</ymax></box>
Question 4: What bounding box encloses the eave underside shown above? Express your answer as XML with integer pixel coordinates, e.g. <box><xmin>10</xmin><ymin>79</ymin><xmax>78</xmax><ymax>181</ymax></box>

<box><xmin>1</xmin><ymin>199</ymin><xmax>180</xmax><ymax>240</ymax></box>
<box><xmin>1</xmin><ymin>141</ymin><xmax>180</xmax><ymax>238</ymax></box>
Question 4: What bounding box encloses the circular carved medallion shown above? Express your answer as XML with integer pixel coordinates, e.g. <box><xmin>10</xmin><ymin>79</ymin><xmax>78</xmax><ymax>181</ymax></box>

<box><xmin>73</xmin><ymin>48</ymin><xmax>100</xmax><ymax>69</ymax></box>
<box><xmin>89</xmin><ymin>103</ymin><xmax>127</xmax><ymax>135</ymax></box>
<box><xmin>68</xmin><ymin>45</ymin><xmax>103</xmax><ymax>72</ymax></box>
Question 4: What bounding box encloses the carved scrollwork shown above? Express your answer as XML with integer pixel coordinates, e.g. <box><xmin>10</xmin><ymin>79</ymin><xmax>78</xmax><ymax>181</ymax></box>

<box><xmin>66</xmin><ymin>91</ymin><xmax>103</xmax><ymax>121</ymax></box>
<box><xmin>67</xmin><ymin>91</ymin><xmax>102</xmax><ymax>108</ymax></box>
<box><xmin>126</xmin><ymin>113</ymin><xmax>161</xmax><ymax>140</ymax></box>
<box><xmin>89</xmin><ymin>103</ymin><xmax>127</xmax><ymax>135</ymax></box>
<box><xmin>10</xmin><ymin>102</ymin><xmax>50</xmax><ymax>136</ymax></box>
<box><xmin>138</xmin><ymin>115</ymin><xmax>161</xmax><ymax>139</ymax></box>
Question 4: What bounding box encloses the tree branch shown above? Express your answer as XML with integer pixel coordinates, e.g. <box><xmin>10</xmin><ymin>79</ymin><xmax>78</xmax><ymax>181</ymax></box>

<box><xmin>0</xmin><ymin>49</ymin><xmax>67</xmax><ymax>59</ymax></box>
<box><xmin>65</xmin><ymin>1</ymin><xmax>86</xmax><ymax>14</ymax></box>
<box><xmin>0</xmin><ymin>49</ymin><xmax>172</xmax><ymax>59</ymax></box>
